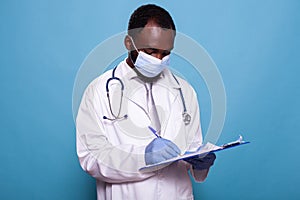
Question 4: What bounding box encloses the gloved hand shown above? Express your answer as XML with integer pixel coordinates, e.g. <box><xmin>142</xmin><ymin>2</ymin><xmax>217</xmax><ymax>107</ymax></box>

<box><xmin>184</xmin><ymin>153</ymin><xmax>216</xmax><ymax>170</ymax></box>
<box><xmin>145</xmin><ymin>138</ymin><xmax>181</xmax><ymax>165</ymax></box>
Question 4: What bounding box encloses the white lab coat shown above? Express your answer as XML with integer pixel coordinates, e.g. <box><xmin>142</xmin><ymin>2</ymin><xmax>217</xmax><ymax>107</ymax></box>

<box><xmin>76</xmin><ymin>60</ymin><xmax>210</xmax><ymax>200</ymax></box>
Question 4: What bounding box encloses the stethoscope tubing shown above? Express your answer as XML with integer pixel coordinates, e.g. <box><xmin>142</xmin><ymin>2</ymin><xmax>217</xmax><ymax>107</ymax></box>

<box><xmin>103</xmin><ymin>66</ymin><xmax>191</xmax><ymax>125</ymax></box>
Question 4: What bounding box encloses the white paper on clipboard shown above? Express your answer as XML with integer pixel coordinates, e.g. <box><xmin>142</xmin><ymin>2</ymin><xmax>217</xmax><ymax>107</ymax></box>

<box><xmin>139</xmin><ymin>135</ymin><xmax>249</xmax><ymax>173</ymax></box>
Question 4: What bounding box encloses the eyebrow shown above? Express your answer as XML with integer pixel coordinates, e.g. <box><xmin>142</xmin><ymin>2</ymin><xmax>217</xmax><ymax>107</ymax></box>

<box><xmin>143</xmin><ymin>47</ymin><xmax>173</xmax><ymax>52</ymax></box>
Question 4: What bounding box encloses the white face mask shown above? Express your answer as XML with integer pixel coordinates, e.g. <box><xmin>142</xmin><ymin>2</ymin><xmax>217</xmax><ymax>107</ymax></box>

<box><xmin>129</xmin><ymin>37</ymin><xmax>170</xmax><ymax>78</ymax></box>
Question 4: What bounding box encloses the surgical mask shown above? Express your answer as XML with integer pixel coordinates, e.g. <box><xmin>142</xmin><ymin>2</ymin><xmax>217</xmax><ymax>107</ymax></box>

<box><xmin>129</xmin><ymin>37</ymin><xmax>170</xmax><ymax>78</ymax></box>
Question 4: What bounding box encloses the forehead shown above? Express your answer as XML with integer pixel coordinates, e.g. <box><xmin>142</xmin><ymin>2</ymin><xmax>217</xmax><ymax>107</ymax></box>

<box><xmin>132</xmin><ymin>26</ymin><xmax>175</xmax><ymax>50</ymax></box>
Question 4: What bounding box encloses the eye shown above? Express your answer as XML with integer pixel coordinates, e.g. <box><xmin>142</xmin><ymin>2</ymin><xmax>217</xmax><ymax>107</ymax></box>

<box><xmin>143</xmin><ymin>48</ymin><xmax>157</xmax><ymax>55</ymax></box>
<box><xmin>143</xmin><ymin>49</ymin><xmax>171</xmax><ymax>57</ymax></box>
<box><xmin>162</xmin><ymin>51</ymin><xmax>171</xmax><ymax>57</ymax></box>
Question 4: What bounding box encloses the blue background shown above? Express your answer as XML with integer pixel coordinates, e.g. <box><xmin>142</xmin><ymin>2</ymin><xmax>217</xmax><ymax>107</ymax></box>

<box><xmin>1</xmin><ymin>0</ymin><xmax>299</xmax><ymax>199</ymax></box>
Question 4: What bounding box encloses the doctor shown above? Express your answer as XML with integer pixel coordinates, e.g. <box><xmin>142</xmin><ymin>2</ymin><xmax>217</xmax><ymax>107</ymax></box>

<box><xmin>76</xmin><ymin>4</ymin><xmax>216</xmax><ymax>200</ymax></box>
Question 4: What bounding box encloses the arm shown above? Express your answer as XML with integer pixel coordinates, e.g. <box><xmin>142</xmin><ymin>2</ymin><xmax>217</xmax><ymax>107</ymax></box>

<box><xmin>186</xmin><ymin>153</ymin><xmax>216</xmax><ymax>182</ymax></box>
<box><xmin>76</xmin><ymin>82</ymin><xmax>154</xmax><ymax>183</ymax></box>
<box><xmin>181</xmin><ymin>81</ymin><xmax>216</xmax><ymax>182</ymax></box>
<box><xmin>190</xmin><ymin>168</ymin><xmax>210</xmax><ymax>182</ymax></box>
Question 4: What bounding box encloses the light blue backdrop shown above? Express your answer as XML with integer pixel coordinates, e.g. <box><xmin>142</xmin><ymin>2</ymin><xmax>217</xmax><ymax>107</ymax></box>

<box><xmin>1</xmin><ymin>0</ymin><xmax>299</xmax><ymax>199</ymax></box>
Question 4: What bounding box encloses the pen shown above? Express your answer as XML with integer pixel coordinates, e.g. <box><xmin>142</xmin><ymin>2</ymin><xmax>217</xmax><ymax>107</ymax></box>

<box><xmin>148</xmin><ymin>126</ymin><xmax>161</xmax><ymax>138</ymax></box>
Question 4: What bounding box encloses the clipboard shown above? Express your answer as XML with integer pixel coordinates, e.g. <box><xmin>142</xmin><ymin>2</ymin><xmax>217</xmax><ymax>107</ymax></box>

<box><xmin>139</xmin><ymin>135</ymin><xmax>250</xmax><ymax>173</ymax></box>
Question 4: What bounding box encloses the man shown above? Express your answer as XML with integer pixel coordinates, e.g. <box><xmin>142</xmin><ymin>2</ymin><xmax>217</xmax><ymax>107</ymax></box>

<box><xmin>76</xmin><ymin>4</ymin><xmax>216</xmax><ymax>200</ymax></box>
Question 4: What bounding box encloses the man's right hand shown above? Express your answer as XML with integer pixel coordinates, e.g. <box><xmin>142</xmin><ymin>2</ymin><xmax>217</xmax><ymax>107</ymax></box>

<box><xmin>145</xmin><ymin>138</ymin><xmax>181</xmax><ymax>165</ymax></box>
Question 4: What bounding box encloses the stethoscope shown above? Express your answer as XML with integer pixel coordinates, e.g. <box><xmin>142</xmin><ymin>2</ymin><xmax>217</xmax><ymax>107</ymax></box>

<box><xmin>103</xmin><ymin>66</ymin><xmax>191</xmax><ymax>125</ymax></box>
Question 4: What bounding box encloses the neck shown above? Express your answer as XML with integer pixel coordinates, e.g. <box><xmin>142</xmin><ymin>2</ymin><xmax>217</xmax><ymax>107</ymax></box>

<box><xmin>126</xmin><ymin>55</ymin><xmax>135</xmax><ymax>68</ymax></box>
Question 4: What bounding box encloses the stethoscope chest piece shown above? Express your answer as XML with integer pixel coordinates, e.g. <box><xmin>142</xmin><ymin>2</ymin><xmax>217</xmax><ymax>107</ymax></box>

<box><xmin>182</xmin><ymin>112</ymin><xmax>191</xmax><ymax>125</ymax></box>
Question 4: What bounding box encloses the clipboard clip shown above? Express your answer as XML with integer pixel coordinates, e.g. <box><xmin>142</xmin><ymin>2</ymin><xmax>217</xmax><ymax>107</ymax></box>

<box><xmin>222</xmin><ymin>135</ymin><xmax>246</xmax><ymax>149</ymax></box>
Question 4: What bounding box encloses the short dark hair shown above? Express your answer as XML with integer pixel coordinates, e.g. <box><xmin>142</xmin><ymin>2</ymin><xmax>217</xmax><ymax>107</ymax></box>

<box><xmin>128</xmin><ymin>4</ymin><xmax>176</xmax><ymax>36</ymax></box>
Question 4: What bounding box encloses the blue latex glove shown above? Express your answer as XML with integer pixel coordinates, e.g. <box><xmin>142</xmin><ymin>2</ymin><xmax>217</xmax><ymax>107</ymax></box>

<box><xmin>184</xmin><ymin>153</ymin><xmax>216</xmax><ymax>170</ymax></box>
<box><xmin>145</xmin><ymin>138</ymin><xmax>181</xmax><ymax>165</ymax></box>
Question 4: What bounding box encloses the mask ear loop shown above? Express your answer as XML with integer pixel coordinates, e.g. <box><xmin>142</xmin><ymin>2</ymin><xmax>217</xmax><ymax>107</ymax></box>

<box><xmin>127</xmin><ymin>36</ymin><xmax>139</xmax><ymax>66</ymax></box>
<box><xmin>128</xmin><ymin>35</ymin><xmax>139</xmax><ymax>52</ymax></box>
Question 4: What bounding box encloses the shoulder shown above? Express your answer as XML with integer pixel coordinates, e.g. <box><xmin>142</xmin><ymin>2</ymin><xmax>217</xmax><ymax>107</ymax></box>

<box><xmin>83</xmin><ymin>59</ymin><xmax>130</xmax><ymax>97</ymax></box>
<box><xmin>165</xmin><ymin>68</ymin><xmax>197</xmax><ymax>96</ymax></box>
<box><xmin>83</xmin><ymin>68</ymin><xmax>113</xmax><ymax>98</ymax></box>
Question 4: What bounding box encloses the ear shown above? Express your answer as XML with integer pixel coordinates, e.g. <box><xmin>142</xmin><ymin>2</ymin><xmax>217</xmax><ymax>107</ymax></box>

<box><xmin>124</xmin><ymin>35</ymin><xmax>133</xmax><ymax>51</ymax></box>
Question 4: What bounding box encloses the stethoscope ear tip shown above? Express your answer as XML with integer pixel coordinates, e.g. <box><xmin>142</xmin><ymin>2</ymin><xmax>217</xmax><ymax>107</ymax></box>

<box><xmin>103</xmin><ymin>116</ymin><xmax>108</xmax><ymax>119</ymax></box>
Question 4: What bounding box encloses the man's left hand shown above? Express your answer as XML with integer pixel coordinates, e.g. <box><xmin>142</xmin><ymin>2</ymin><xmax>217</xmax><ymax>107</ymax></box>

<box><xmin>184</xmin><ymin>153</ymin><xmax>216</xmax><ymax>170</ymax></box>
